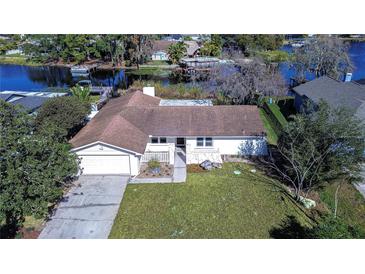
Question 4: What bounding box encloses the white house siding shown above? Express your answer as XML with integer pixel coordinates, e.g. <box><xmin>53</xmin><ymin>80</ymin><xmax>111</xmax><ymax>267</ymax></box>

<box><xmin>185</xmin><ymin>136</ymin><xmax>268</xmax><ymax>164</ymax></box>
<box><xmin>72</xmin><ymin>143</ymin><xmax>140</xmax><ymax>176</ymax></box>
<box><xmin>152</xmin><ymin>52</ymin><xmax>168</xmax><ymax>61</ymax></box>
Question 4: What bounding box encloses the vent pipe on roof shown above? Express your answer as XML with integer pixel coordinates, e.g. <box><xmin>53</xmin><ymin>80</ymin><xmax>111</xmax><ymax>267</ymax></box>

<box><xmin>143</xmin><ymin>86</ymin><xmax>155</xmax><ymax>97</ymax></box>
<box><xmin>344</xmin><ymin>72</ymin><xmax>352</xmax><ymax>82</ymax></box>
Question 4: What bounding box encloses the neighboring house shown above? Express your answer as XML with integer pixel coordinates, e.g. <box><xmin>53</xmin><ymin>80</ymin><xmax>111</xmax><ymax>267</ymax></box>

<box><xmin>151</xmin><ymin>40</ymin><xmax>201</xmax><ymax>61</ymax></box>
<box><xmin>356</xmin><ymin>78</ymin><xmax>365</xmax><ymax>85</ymax></box>
<box><xmin>292</xmin><ymin>75</ymin><xmax>365</xmax><ymax>122</ymax></box>
<box><xmin>0</xmin><ymin>91</ymin><xmax>67</xmax><ymax>114</ymax></box>
<box><xmin>151</xmin><ymin>40</ymin><xmax>175</xmax><ymax>61</ymax></box>
<box><xmin>70</xmin><ymin>89</ymin><xmax>267</xmax><ymax>176</ymax></box>
<box><xmin>184</xmin><ymin>41</ymin><xmax>200</xmax><ymax>57</ymax></box>
<box><xmin>151</xmin><ymin>51</ymin><xmax>169</xmax><ymax>61</ymax></box>
<box><xmin>5</xmin><ymin>48</ymin><xmax>23</xmax><ymax>55</ymax></box>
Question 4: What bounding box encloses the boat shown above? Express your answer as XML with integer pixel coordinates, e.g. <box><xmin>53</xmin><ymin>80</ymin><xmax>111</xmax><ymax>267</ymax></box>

<box><xmin>75</xmin><ymin>80</ymin><xmax>113</xmax><ymax>96</ymax></box>
<box><xmin>71</xmin><ymin>66</ymin><xmax>90</xmax><ymax>77</ymax></box>
<box><xmin>291</xmin><ymin>42</ymin><xmax>305</xmax><ymax>48</ymax></box>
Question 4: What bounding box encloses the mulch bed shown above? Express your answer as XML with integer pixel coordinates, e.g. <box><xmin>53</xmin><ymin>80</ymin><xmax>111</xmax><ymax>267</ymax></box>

<box><xmin>187</xmin><ymin>164</ymin><xmax>207</xmax><ymax>173</ymax></box>
<box><xmin>19</xmin><ymin>227</ymin><xmax>42</xmax><ymax>239</ymax></box>
<box><xmin>137</xmin><ymin>163</ymin><xmax>173</xmax><ymax>178</ymax></box>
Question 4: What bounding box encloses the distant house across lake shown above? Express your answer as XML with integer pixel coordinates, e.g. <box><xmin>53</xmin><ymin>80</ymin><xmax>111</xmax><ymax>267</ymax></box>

<box><xmin>151</xmin><ymin>40</ymin><xmax>200</xmax><ymax>61</ymax></box>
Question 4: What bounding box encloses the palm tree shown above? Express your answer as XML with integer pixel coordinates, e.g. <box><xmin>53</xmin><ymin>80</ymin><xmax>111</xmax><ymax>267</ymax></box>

<box><xmin>71</xmin><ymin>84</ymin><xmax>91</xmax><ymax>102</ymax></box>
<box><xmin>167</xmin><ymin>42</ymin><xmax>187</xmax><ymax>64</ymax></box>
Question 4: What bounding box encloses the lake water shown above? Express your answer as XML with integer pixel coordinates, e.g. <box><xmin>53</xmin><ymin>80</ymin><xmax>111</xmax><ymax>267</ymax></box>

<box><xmin>279</xmin><ymin>41</ymin><xmax>365</xmax><ymax>84</ymax></box>
<box><xmin>1</xmin><ymin>42</ymin><xmax>364</xmax><ymax>92</ymax></box>
<box><xmin>0</xmin><ymin>65</ymin><xmax>173</xmax><ymax>92</ymax></box>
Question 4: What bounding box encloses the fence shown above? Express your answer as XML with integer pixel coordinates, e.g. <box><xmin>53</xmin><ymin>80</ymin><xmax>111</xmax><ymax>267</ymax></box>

<box><xmin>141</xmin><ymin>151</ymin><xmax>170</xmax><ymax>163</ymax></box>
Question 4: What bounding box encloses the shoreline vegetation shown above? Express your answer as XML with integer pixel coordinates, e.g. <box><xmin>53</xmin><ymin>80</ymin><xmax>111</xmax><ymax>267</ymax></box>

<box><xmin>0</xmin><ymin>51</ymin><xmax>291</xmax><ymax>71</ymax></box>
<box><xmin>0</xmin><ymin>55</ymin><xmax>178</xmax><ymax>73</ymax></box>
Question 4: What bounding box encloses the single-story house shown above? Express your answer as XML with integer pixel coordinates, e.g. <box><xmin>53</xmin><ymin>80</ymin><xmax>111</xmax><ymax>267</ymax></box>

<box><xmin>0</xmin><ymin>91</ymin><xmax>67</xmax><ymax>114</ymax></box>
<box><xmin>151</xmin><ymin>40</ymin><xmax>201</xmax><ymax>61</ymax></box>
<box><xmin>292</xmin><ymin>75</ymin><xmax>365</xmax><ymax>122</ymax></box>
<box><xmin>184</xmin><ymin>41</ymin><xmax>200</xmax><ymax>57</ymax></box>
<box><xmin>151</xmin><ymin>51</ymin><xmax>169</xmax><ymax>61</ymax></box>
<box><xmin>70</xmin><ymin>89</ymin><xmax>267</xmax><ymax>176</ymax></box>
<box><xmin>151</xmin><ymin>40</ymin><xmax>175</xmax><ymax>61</ymax></box>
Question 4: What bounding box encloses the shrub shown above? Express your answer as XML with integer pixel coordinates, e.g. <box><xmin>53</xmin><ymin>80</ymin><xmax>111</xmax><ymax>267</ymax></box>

<box><xmin>35</xmin><ymin>96</ymin><xmax>90</xmax><ymax>140</ymax></box>
<box><xmin>310</xmin><ymin>216</ymin><xmax>365</xmax><ymax>239</ymax></box>
<box><xmin>148</xmin><ymin>159</ymin><xmax>160</xmax><ymax>170</ymax></box>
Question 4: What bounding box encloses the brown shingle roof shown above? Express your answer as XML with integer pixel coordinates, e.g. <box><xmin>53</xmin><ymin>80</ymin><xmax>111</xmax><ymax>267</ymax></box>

<box><xmin>120</xmin><ymin>105</ymin><xmax>264</xmax><ymax>137</ymax></box>
<box><xmin>152</xmin><ymin>40</ymin><xmax>176</xmax><ymax>52</ymax></box>
<box><xmin>70</xmin><ymin>91</ymin><xmax>265</xmax><ymax>153</ymax></box>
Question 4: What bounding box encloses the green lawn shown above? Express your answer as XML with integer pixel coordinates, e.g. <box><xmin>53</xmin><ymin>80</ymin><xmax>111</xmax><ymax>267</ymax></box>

<box><xmin>109</xmin><ymin>163</ymin><xmax>313</xmax><ymax>239</ymax></box>
<box><xmin>0</xmin><ymin>55</ymin><xmax>41</xmax><ymax>66</ymax></box>
<box><xmin>259</xmin><ymin>109</ymin><xmax>278</xmax><ymax>145</ymax></box>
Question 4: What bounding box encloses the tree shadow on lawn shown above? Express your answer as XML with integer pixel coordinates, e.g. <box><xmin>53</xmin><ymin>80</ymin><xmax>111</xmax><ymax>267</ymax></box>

<box><xmin>270</xmin><ymin>215</ymin><xmax>312</xmax><ymax>239</ymax></box>
<box><xmin>232</xmin><ymin>159</ymin><xmax>319</xmax><ymax>227</ymax></box>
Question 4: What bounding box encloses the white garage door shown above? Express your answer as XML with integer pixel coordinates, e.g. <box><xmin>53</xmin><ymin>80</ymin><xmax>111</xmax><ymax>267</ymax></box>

<box><xmin>79</xmin><ymin>155</ymin><xmax>130</xmax><ymax>175</ymax></box>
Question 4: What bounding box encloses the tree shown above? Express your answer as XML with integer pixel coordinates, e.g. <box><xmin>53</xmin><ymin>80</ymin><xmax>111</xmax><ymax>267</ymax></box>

<box><xmin>71</xmin><ymin>84</ymin><xmax>91</xmax><ymax>103</ymax></box>
<box><xmin>95</xmin><ymin>34</ymin><xmax>126</xmax><ymax>66</ymax></box>
<box><xmin>167</xmin><ymin>42</ymin><xmax>187</xmax><ymax>64</ymax></box>
<box><xmin>35</xmin><ymin>96</ymin><xmax>90</xmax><ymax>140</ymax></box>
<box><xmin>0</xmin><ymin>38</ymin><xmax>18</xmax><ymax>55</ymax></box>
<box><xmin>219</xmin><ymin>35</ymin><xmax>284</xmax><ymax>56</ymax></box>
<box><xmin>0</xmin><ymin>101</ymin><xmax>78</xmax><ymax>237</ymax></box>
<box><xmin>200</xmin><ymin>41</ymin><xmax>221</xmax><ymax>57</ymax></box>
<box><xmin>125</xmin><ymin>35</ymin><xmax>152</xmax><ymax>69</ymax></box>
<box><xmin>291</xmin><ymin>36</ymin><xmax>353</xmax><ymax>82</ymax></box>
<box><xmin>205</xmin><ymin>58</ymin><xmax>286</xmax><ymax>104</ymax></box>
<box><xmin>264</xmin><ymin>101</ymin><xmax>365</xmax><ymax>201</ymax></box>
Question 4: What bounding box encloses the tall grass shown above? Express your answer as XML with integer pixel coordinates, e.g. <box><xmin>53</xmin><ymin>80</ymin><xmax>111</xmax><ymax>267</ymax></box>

<box><xmin>131</xmin><ymin>80</ymin><xmax>209</xmax><ymax>99</ymax></box>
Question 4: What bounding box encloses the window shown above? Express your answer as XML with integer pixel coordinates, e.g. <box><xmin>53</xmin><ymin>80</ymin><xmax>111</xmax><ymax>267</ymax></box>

<box><xmin>197</xmin><ymin>137</ymin><xmax>204</xmax><ymax>147</ymax></box>
<box><xmin>197</xmin><ymin>137</ymin><xmax>213</xmax><ymax>147</ymax></box>
<box><xmin>205</xmin><ymin>137</ymin><xmax>213</xmax><ymax>147</ymax></box>
<box><xmin>151</xmin><ymin>137</ymin><xmax>167</xmax><ymax>144</ymax></box>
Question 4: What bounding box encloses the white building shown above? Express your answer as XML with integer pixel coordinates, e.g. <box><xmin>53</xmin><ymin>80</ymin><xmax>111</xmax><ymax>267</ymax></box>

<box><xmin>70</xmin><ymin>89</ymin><xmax>267</xmax><ymax>176</ymax></box>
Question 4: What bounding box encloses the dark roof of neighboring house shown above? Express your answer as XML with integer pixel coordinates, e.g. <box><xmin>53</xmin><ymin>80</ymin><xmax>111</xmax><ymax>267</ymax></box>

<box><xmin>356</xmin><ymin>78</ymin><xmax>365</xmax><ymax>85</ymax></box>
<box><xmin>11</xmin><ymin>96</ymin><xmax>50</xmax><ymax>112</ymax></box>
<box><xmin>0</xmin><ymin>93</ymin><xmax>14</xmax><ymax>101</ymax></box>
<box><xmin>292</xmin><ymin>76</ymin><xmax>365</xmax><ymax>119</ymax></box>
<box><xmin>70</xmin><ymin>90</ymin><xmax>265</xmax><ymax>154</ymax></box>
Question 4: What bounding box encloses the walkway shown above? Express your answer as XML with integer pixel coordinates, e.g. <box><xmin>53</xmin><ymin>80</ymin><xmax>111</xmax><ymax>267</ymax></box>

<box><xmin>39</xmin><ymin>176</ymin><xmax>128</xmax><ymax>239</ymax></box>
<box><xmin>173</xmin><ymin>150</ymin><xmax>187</xmax><ymax>182</ymax></box>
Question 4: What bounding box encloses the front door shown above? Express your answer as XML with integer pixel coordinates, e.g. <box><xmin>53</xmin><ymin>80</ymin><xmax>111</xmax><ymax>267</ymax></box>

<box><xmin>176</xmin><ymin>137</ymin><xmax>186</xmax><ymax>148</ymax></box>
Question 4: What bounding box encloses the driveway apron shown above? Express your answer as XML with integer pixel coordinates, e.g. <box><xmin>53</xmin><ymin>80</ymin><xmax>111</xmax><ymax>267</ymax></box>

<box><xmin>39</xmin><ymin>175</ymin><xmax>128</xmax><ymax>239</ymax></box>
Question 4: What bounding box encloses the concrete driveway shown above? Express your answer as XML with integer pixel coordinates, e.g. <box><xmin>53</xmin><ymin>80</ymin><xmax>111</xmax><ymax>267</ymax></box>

<box><xmin>39</xmin><ymin>175</ymin><xmax>129</xmax><ymax>239</ymax></box>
